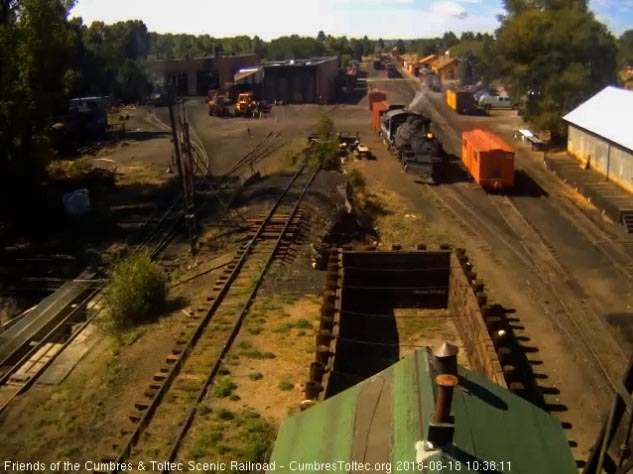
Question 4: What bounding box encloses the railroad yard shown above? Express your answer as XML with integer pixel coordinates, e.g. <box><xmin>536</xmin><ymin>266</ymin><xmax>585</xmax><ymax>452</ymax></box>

<box><xmin>1</xmin><ymin>57</ymin><xmax>633</xmax><ymax>473</ymax></box>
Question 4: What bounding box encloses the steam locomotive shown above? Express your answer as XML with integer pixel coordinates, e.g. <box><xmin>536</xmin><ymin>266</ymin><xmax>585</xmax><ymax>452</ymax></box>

<box><xmin>380</xmin><ymin>109</ymin><xmax>446</xmax><ymax>184</ymax></box>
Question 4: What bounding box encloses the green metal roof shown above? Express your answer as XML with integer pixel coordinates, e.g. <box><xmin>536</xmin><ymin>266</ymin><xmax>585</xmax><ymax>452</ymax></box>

<box><xmin>268</xmin><ymin>349</ymin><xmax>576</xmax><ymax>474</ymax></box>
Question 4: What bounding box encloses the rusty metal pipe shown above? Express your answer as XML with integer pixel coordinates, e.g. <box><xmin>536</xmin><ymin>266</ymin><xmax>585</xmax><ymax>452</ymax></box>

<box><xmin>434</xmin><ymin>374</ymin><xmax>458</xmax><ymax>423</ymax></box>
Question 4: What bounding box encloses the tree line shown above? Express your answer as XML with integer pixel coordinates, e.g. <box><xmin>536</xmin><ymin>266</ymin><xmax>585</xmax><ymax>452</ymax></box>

<box><xmin>0</xmin><ymin>0</ymin><xmax>631</xmax><ymax>230</ymax></box>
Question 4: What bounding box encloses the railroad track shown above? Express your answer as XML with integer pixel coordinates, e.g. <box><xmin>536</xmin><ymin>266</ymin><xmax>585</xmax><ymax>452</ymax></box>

<box><xmin>428</xmin><ymin>184</ymin><xmax>626</xmax><ymax>398</ymax></box>
<box><xmin>487</xmin><ymin>193</ymin><xmax>627</xmax><ymax>389</ymax></box>
<box><xmin>519</xmin><ymin>159</ymin><xmax>633</xmax><ymax>283</ymax></box>
<box><xmin>99</xmin><ymin>164</ymin><xmax>319</xmax><ymax>474</ymax></box>
<box><xmin>220</xmin><ymin>131</ymin><xmax>286</xmax><ymax>179</ymax></box>
<box><xmin>391</xmin><ymin>73</ymin><xmax>630</xmax><ymax>388</ymax></box>
<box><xmin>0</xmin><ymin>123</ymin><xmax>294</xmax><ymax>415</ymax></box>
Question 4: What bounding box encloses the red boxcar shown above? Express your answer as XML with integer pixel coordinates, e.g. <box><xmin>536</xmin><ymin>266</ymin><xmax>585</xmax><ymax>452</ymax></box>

<box><xmin>371</xmin><ymin>101</ymin><xmax>390</xmax><ymax>130</ymax></box>
<box><xmin>368</xmin><ymin>90</ymin><xmax>387</xmax><ymax>111</ymax></box>
<box><xmin>461</xmin><ymin>129</ymin><xmax>515</xmax><ymax>191</ymax></box>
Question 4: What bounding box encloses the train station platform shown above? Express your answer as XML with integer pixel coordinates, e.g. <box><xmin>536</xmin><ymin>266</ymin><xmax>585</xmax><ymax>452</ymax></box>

<box><xmin>545</xmin><ymin>153</ymin><xmax>633</xmax><ymax>232</ymax></box>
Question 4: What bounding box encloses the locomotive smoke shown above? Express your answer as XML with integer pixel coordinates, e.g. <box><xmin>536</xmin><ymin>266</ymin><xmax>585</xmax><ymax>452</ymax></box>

<box><xmin>408</xmin><ymin>89</ymin><xmax>426</xmax><ymax>111</ymax></box>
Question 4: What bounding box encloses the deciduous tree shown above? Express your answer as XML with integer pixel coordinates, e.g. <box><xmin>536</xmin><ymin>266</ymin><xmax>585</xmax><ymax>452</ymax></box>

<box><xmin>496</xmin><ymin>4</ymin><xmax>616</xmax><ymax>139</ymax></box>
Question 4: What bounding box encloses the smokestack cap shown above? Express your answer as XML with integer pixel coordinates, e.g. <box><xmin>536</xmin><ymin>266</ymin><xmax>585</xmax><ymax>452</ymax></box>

<box><xmin>434</xmin><ymin>342</ymin><xmax>458</xmax><ymax>358</ymax></box>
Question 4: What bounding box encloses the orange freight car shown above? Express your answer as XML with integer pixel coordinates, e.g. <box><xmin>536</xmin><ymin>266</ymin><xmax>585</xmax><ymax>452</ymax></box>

<box><xmin>371</xmin><ymin>101</ymin><xmax>390</xmax><ymax>130</ymax></box>
<box><xmin>461</xmin><ymin>129</ymin><xmax>515</xmax><ymax>191</ymax></box>
<box><xmin>368</xmin><ymin>90</ymin><xmax>387</xmax><ymax>111</ymax></box>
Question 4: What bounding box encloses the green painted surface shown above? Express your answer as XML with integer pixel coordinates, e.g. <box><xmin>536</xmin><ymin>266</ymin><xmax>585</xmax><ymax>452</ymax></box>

<box><xmin>268</xmin><ymin>381</ymin><xmax>358</xmax><ymax>473</ymax></box>
<box><xmin>393</xmin><ymin>354</ymin><xmax>420</xmax><ymax>465</ymax></box>
<box><xmin>268</xmin><ymin>349</ymin><xmax>577</xmax><ymax>474</ymax></box>
<box><xmin>451</xmin><ymin>369</ymin><xmax>577</xmax><ymax>474</ymax></box>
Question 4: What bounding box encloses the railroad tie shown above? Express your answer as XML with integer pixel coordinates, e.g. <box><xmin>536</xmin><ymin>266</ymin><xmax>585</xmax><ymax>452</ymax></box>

<box><xmin>134</xmin><ymin>400</ymin><xmax>150</xmax><ymax>410</ymax></box>
<box><xmin>144</xmin><ymin>388</ymin><xmax>158</xmax><ymax>398</ymax></box>
<box><xmin>153</xmin><ymin>372</ymin><xmax>167</xmax><ymax>382</ymax></box>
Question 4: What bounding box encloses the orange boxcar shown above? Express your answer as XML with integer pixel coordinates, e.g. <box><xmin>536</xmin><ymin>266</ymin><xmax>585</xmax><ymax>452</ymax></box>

<box><xmin>368</xmin><ymin>90</ymin><xmax>387</xmax><ymax>111</ymax></box>
<box><xmin>371</xmin><ymin>101</ymin><xmax>390</xmax><ymax>130</ymax></box>
<box><xmin>461</xmin><ymin>129</ymin><xmax>515</xmax><ymax>190</ymax></box>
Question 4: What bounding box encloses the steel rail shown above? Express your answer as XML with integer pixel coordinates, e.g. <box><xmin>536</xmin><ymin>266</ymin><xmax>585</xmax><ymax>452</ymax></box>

<box><xmin>162</xmin><ymin>165</ymin><xmax>320</xmax><ymax>471</ymax></box>
<box><xmin>107</xmin><ymin>163</ymin><xmax>317</xmax><ymax>473</ymax></box>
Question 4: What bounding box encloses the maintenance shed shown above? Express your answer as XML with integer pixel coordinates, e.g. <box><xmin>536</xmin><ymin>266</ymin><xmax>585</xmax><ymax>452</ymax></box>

<box><xmin>563</xmin><ymin>86</ymin><xmax>633</xmax><ymax>193</ymax></box>
<box><xmin>152</xmin><ymin>54</ymin><xmax>258</xmax><ymax>96</ymax></box>
<box><xmin>268</xmin><ymin>348</ymin><xmax>577</xmax><ymax>474</ymax></box>
<box><xmin>261</xmin><ymin>56</ymin><xmax>339</xmax><ymax>104</ymax></box>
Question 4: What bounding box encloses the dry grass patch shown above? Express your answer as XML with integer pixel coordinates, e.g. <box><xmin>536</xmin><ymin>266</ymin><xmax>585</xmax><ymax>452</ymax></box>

<box><xmin>218</xmin><ymin>294</ymin><xmax>320</xmax><ymax>422</ymax></box>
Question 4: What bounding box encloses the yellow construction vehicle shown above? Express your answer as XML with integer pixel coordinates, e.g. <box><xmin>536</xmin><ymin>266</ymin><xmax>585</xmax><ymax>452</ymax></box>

<box><xmin>234</xmin><ymin>92</ymin><xmax>258</xmax><ymax>117</ymax></box>
<box><xmin>208</xmin><ymin>90</ymin><xmax>229</xmax><ymax>117</ymax></box>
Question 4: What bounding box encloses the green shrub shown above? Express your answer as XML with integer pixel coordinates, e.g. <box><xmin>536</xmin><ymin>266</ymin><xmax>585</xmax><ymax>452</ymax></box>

<box><xmin>216</xmin><ymin>408</ymin><xmax>234</xmax><ymax>420</ymax></box>
<box><xmin>196</xmin><ymin>404</ymin><xmax>212</xmax><ymax>416</ymax></box>
<box><xmin>66</xmin><ymin>157</ymin><xmax>93</xmax><ymax>178</ymax></box>
<box><xmin>239</xmin><ymin>418</ymin><xmax>276</xmax><ymax>461</ymax></box>
<box><xmin>272</xmin><ymin>322</ymin><xmax>293</xmax><ymax>333</ymax></box>
<box><xmin>104</xmin><ymin>252</ymin><xmax>167</xmax><ymax>329</ymax></box>
<box><xmin>218</xmin><ymin>366</ymin><xmax>231</xmax><ymax>375</ymax></box>
<box><xmin>241</xmin><ymin>349</ymin><xmax>276</xmax><ymax>360</ymax></box>
<box><xmin>213</xmin><ymin>378</ymin><xmax>236</xmax><ymax>398</ymax></box>
<box><xmin>249</xmin><ymin>372</ymin><xmax>263</xmax><ymax>381</ymax></box>
<box><xmin>294</xmin><ymin>319</ymin><xmax>312</xmax><ymax>329</ymax></box>
<box><xmin>348</xmin><ymin>169</ymin><xmax>366</xmax><ymax>190</ymax></box>
<box><xmin>237</xmin><ymin>341</ymin><xmax>253</xmax><ymax>350</ymax></box>
<box><xmin>312</xmin><ymin>140</ymin><xmax>340</xmax><ymax>171</ymax></box>
<box><xmin>317</xmin><ymin>113</ymin><xmax>335</xmax><ymax>139</ymax></box>
<box><xmin>277</xmin><ymin>380</ymin><xmax>294</xmax><ymax>391</ymax></box>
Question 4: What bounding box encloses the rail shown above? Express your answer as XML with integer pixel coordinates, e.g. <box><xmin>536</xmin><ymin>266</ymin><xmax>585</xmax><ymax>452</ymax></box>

<box><xmin>105</xmin><ymin>164</ymin><xmax>319</xmax><ymax>473</ymax></box>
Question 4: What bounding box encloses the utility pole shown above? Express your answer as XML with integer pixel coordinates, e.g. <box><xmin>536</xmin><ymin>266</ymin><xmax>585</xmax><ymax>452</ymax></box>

<box><xmin>167</xmin><ymin>84</ymin><xmax>185</xmax><ymax>185</ymax></box>
<box><xmin>167</xmin><ymin>84</ymin><xmax>198</xmax><ymax>254</ymax></box>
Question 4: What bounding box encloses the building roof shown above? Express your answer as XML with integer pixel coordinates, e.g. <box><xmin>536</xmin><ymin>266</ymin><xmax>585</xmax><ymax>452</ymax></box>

<box><xmin>234</xmin><ymin>67</ymin><xmax>262</xmax><ymax>83</ymax></box>
<box><xmin>463</xmin><ymin>129</ymin><xmax>514</xmax><ymax>153</ymax></box>
<box><xmin>563</xmin><ymin>86</ymin><xmax>633</xmax><ymax>152</ymax></box>
<box><xmin>262</xmin><ymin>56</ymin><xmax>338</xmax><ymax>68</ymax></box>
<box><xmin>268</xmin><ymin>348</ymin><xmax>576</xmax><ymax>474</ymax></box>
<box><xmin>419</xmin><ymin>54</ymin><xmax>437</xmax><ymax>64</ymax></box>
<box><xmin>434</xmin><ymin>56</ymin><xmax>458</xmax><ymax>71</ymax></box>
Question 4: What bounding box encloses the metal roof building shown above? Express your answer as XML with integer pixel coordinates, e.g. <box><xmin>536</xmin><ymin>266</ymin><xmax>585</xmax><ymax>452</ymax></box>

<box><xmin>261</xmin><ymin>56</ymin><xmax>339</xmax><ymax>104</ymax></box>
<box><xmin>268</xmin><ymin>348</ymin><xmax>577</xmax><ymax>474</ymax></box>
<box><xmin>563</xmin><ymin>86</ymin><xmax>633</xmax><ymax>192</ymax></box>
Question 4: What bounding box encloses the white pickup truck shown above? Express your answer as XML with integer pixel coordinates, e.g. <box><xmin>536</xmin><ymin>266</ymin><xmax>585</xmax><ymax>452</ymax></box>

<box><xmin>478</xmin><ymin>95</ymin><xmax>517</xmax><ymax>110</ymax></box>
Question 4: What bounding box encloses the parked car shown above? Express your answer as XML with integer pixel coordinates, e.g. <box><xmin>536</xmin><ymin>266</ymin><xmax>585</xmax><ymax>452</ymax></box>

<box><xmin>473</xmin><ymin>89</ymin><xmax>491</xmax><ymax>101</ymax></box>
<box><xmin>478</xmin><ymin>95</ymin><xmax>517</xmax><ymax>110</ymax></box>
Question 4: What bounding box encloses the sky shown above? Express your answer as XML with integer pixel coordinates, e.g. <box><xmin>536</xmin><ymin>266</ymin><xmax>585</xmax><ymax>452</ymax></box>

<box><xmin>70</xmin><ymin>0</ymin><xmax>633</xmax><ymax>39</ymax></box>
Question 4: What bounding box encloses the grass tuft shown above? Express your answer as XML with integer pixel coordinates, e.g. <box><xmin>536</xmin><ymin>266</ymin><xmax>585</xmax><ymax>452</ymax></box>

<box><xmin>248</xmin><ymin>372</ymin><xmax>263</xmax><ymax>381</ymax></box>
<box><xmin>277</xmin><ymin>380</ymin><xmax>294</xmax><ymax>391</ymax></box>
<box><xmin>213</xmin><ymin>378</ymin><xmax>236</xmax><ymax>398</ymax></box>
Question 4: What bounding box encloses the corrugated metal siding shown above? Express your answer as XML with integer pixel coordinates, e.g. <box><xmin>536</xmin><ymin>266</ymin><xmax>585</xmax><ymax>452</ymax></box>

<box><xmin>568</xmin><ymin>125</ymin><xmax>633</xmax><ymax>193</ymax></box>
<box><xmin>609</xmin><ymin>145</ymin><xmax>633</xmax><ymax>192</ymax></box>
